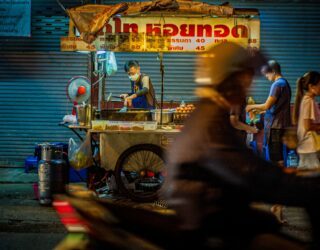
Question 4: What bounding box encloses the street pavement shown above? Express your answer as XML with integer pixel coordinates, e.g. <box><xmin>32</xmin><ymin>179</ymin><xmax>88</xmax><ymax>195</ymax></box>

<box><xmin>0</xmin><ymin>168</ymin><xmax>314</xmax><ymax>249</ymax></box>
<box><xmin>0</xmin><ymin>168</ymin><xmax>67</xmax><ymax>250</ymax></box>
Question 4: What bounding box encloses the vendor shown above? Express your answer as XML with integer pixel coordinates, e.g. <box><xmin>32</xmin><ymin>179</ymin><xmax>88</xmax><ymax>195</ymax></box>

<box><xmin>120</xmin><ymin>60</ymin><xmax>157</xmax><ymax>109</ymax></box>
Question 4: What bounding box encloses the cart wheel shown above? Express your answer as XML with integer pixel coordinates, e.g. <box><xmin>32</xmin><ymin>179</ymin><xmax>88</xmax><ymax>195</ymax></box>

<box><xmin>114</xmin><ymin>144</ymin><xmax>165</xmax><ymax>202</ymax></box>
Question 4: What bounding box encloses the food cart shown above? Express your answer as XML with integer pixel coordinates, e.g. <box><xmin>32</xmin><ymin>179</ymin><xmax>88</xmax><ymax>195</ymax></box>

<box><xmin>61</xmin><ymin>0</ymin><xmax>260</xmax><ymax>201</ymax></box>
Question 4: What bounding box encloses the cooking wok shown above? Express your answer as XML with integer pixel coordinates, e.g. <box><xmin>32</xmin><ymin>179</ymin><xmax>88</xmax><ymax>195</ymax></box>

<box><xmin>100</xmin><ymin>108</ymin><xmax>152</xmax><ymax>121</ymax></box>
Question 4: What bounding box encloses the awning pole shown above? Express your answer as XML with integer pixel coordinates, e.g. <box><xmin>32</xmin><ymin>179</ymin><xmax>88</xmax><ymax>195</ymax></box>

<box><xmin>159</xmin><ymin>52</ymin><xmax>164</xmax><ymax>126</ymax></box>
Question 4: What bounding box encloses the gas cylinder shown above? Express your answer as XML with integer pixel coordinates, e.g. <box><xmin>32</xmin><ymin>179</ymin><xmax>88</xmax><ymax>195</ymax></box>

<box><xmin>38</xmin><ymin>143</ymin><xmax>67</xmax><ymax>205</ymax></box>
<box><xmin>51</xmin><ymin>145</ymin><xmax>68</xmax><ymax>194</ymax></box>
<box><xmin>38</xmin><ymin>159</ymin><xmax>53</xmax><ymax>205</ymax></box>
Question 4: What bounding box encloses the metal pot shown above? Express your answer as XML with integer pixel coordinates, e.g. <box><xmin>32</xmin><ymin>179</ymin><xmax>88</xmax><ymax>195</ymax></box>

<box><xmin>75</xmin><ymin>104</ymin><xmax>91</xmax><ymax>126</ymax></box>
<box><xmin>151</xmin><ymin>109</ymin><xmax>174</xmax><ymax>124</ymax></box>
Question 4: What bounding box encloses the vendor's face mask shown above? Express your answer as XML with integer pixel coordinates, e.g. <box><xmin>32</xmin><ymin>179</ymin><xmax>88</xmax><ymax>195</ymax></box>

<box><xmin>128</xmin><ymin>73</ymin><xmax>140</xmax><ymax>81</ymax></box>
<box><xmin>127</xmin><ymin>66</ymin><xmax>140</xmax><ymax>82</ymax></box>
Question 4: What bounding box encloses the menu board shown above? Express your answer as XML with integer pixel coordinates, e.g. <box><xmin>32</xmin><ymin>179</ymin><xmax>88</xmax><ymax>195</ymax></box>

<box><xmin>61</xmin><ymin>16</ymin><xmax>260</xmax><ymax>52</ymax></box>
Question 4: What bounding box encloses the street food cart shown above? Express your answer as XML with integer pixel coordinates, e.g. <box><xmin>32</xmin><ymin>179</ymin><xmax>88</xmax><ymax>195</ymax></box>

<box><xmin>61</xmin><ymin>0</ymin><xmax>260</xmax><ymax>201</ymax></box>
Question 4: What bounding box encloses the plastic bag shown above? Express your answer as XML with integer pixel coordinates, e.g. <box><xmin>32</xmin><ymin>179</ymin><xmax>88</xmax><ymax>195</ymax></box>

<box><xmin>63</xmin><ymin>114</ymin><xmax>77</xmax><ymax>124</ymax></box>
<box><xmin>68</xmin><ymin>133</ymin><xmax>93</xmax><ymax>170</ymax></box>
<box><xmin>105</xmin><ymin>51</ymin><xmax>117</xmax><ymax>76</ymax></box>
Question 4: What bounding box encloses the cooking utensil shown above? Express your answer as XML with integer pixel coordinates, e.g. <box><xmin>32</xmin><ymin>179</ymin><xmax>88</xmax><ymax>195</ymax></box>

<box><xmin>119</xmin><ymin>106</ymin><xmax>128</xmax><ymax>113</ymax></box>
<box><xmin>106</xmin><ymin>92</ymin><xmax>123</xmax><ymax>102</ymax></box>
<box><xmin>100</xmin><ymin>108</ymin><xmax>152</xmax><ymax>121</ymax></box>
<box><xmin>151</xmin><ymin>109</ymin><xmax>174</xmax><ymax>124</ymax></box>
<box><xmin>75</xmin><ymin>104</ymin><xmax>90</xmax><ymax>126</ymax></box>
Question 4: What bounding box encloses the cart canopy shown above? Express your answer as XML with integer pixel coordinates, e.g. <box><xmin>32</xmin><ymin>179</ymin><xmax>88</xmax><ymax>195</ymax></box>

<box><xmin>61</xmin><ymin>0</ymin><xmax>260</xmax><ymax>52</ymax></box>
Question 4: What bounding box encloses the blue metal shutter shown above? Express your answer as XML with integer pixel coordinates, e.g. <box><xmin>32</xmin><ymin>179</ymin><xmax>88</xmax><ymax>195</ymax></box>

<box><xmin>225</xmin><ymin>1</ymin><xmax>320</xmax><ymax>102</ymax></box>
<box><xmin>0</xmin><ymin>52</ymin><xmax>89</xmax><ymax>167</ymax></box>
<box><xmin>105</xmin><ymin>52</ymin><xmax>196</xmax><ymax>103</ymax></box>
<box><xmin>0</xmin><ymin>0</ymin><xmax>89</xmax><ymax>167</ymax></box>
<box><xmin>104</xmin><ymin>1</ymin><xmax>320</xmax><ymax>103</ymax></box>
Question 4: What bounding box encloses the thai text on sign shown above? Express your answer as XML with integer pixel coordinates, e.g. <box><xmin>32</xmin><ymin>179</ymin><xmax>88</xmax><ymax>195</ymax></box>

<box><xmin>61</xmin><ymin>16</ymin><xmax>260</xmax><ymax>52</ymax></box>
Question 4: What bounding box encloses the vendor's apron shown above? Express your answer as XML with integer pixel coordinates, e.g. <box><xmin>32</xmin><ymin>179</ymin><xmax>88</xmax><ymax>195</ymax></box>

<box><xmin>263</xmin><ymin>113</ymin><xmax>286</xmax><ymax>162</ymax></box>
<box><xmin>263</xmin><ymin>112</ymin><xmax>274</xmax><ymax>161</ymax></box>
<box><xmin>130</xmin><ymin>74</ymin><xmax>155</xmax><ymax>109</ymax></box>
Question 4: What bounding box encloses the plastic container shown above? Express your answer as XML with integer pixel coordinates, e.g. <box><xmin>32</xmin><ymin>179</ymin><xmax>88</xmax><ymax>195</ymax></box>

<box><xmin>286</xmin><ymin>150</ymin><xmax>299</xmax><ymax>168</ymax></box>
<box><xmin>105</xmin><ymin>120</ymin><xmax>120</xmax><ymax>130</ymax></box>
<box><xmin>91</xmin><ymin>120</ymin><xmax>107</xmax><ymax>130</ymax></box>
<box><xmin>119</xmin><ymin>122</ymin><xmax>133</xmax><ymax>131</ymax></box>
<box><xmin>24</xmin><ymin>156</ymin><xmax>38</xmax><ymax>173</ymax></box>
<box><xmin>132</xmin><ymin>122</ymin><xmax>144</xmax><ymax>131</ymax></box>
<box><xmin>144</xmin><ymin>121</ymin><xmax>158</xmax><ymax>131</ymax></box>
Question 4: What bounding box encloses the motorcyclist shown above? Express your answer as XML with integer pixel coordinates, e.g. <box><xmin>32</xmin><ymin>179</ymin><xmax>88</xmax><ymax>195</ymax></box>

<box><xmin>162</xmin><ymin>42</ymin><xmax>320</xmax><ymax>249</ymax></box>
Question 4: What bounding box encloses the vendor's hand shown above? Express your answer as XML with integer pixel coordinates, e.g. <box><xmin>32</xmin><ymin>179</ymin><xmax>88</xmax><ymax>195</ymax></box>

<box><xmin>120</xmin><ymin>93</ymin><xmax>128</xmax><ymax>99</ymax></box>
<box><xmin>247</xmin><ymin>126</ymin><xmax>259</xmax><ymax>134</ymax></box>
<box><xmin>124</xmin><ymin>94</ymin><xmax>137</xmax><ymax>107</ymax></box>
<box><xmin>246</xmin><ymin>105</ymin><xmax>254</xmax><ymax>113</ymax></box>
<box><xmin>124</xmin><ymin>97</ymin><xmax>132</xmax><ymax>107</ymax></box>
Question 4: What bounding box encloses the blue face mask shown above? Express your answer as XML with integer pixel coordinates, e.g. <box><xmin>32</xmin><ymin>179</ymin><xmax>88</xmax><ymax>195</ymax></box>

<box><xmin>128</xmin><ymin>73</ymin><xmax>140</xmax><ymax>81</ymax></box>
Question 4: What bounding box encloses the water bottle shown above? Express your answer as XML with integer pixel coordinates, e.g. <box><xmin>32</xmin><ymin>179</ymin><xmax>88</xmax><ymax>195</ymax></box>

<box><xmin>247</xmin><ymin>96</ymin><xmax>255</xmax><ymax>105</ymax></box>
<box><xmin>246</xmin><ymin>96</ymin><xmax>256</xmax><ymax>125</ymax></box>
<box><xmin>286</xmin><ymin>150</ymin><xmax>299</xmax><ymax>168</ymax></box>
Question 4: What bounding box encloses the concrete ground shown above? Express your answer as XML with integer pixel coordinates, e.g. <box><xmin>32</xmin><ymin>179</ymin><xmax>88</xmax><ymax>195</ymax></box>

<box><xmin>0</xmin><ymin>167</ymin><xmax>314</xmax><ymax>249</ymax></box>
<box><xmin>0</xmin><ymin>168</ymin><xmax>67</xmax><ymax>250</ymax></box>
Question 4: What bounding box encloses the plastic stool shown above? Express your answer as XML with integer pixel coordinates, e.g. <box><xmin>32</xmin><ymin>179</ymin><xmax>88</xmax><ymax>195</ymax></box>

<box><xmin>69</xmin><ymin>167</ymin><xmax>87</xmax><ymax>182</ymax></box>
<box><xmin>24</xmin><ymin>156</ymin><xmax>38</xmax><ymax>173</ymax></box>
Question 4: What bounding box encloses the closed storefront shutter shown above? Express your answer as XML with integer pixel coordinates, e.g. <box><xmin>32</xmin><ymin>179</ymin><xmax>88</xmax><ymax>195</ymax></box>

<box><xmin>1</xmin><ymin>0</ymin><xmax>319</xmax><ymax>166</ymax></box>
<box><xmin>105</xmin><ymin>52</ymin><xmax>196</xmax><ymax>103</ymax></box>
<box><xmin>104</xmin><ymin>1</ymin><xmax>320</xmax><ymax>104</ymax></box>
<box><xmin>0</xmin><ymin>0</ymin><xmax>89</xmax><ymax>167</ymax></box>
<box><xmin>227</xmin><ymin>1</ymin><xmax>320</xmax><ymax>102</ymax></box>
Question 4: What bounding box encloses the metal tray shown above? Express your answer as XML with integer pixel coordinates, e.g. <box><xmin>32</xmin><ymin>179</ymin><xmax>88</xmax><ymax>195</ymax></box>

<box><xmin>100</xmin><ymin>108</ymin><xmax>152</xmax><ymax>121</ymax></box>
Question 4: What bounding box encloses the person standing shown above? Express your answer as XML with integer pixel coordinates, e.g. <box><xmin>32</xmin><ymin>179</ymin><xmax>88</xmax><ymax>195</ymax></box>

<box><xmin>293</xmin><ymin>71</ymin><xmax>320</xmax><ymax>169</ymax></box>
<box><xmin>246</xmin><ymin>60</ymin><xmax>291</xmax><ymax>164</ymax></box>
<box><xmin>230</xmin><ymin>104</ymin><xmax>259</xmax><ymax>143</ymax></box>
<box><xmin>120</xmin><ymin>60</ymin><xmax>157</xmax><ymax>109</ymax></box>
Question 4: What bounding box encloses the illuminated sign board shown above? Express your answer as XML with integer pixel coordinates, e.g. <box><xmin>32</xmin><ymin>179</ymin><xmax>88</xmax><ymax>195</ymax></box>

<box><xmin>61</xmin><ymin>16</ymin><xmax>260</xmax><ymax>52</ymax></box>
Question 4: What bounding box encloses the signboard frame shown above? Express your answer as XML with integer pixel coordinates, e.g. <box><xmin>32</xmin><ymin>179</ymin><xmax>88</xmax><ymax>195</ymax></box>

<box><xmin>61</xmin><ymin>14</ymin><xmax>260</xmax><ymax>52</ymax></box>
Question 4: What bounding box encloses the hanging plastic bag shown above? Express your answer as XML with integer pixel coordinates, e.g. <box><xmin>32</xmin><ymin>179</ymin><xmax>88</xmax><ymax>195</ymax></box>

<box><xmin>68</xmin><ymin>133</ymin><xmax>93</xmax><ymax>170</ymax></box>
<box><xmin>105</xmin><ymin>51</ymin><xmax>117</xmax><ymax>76</ymax></box>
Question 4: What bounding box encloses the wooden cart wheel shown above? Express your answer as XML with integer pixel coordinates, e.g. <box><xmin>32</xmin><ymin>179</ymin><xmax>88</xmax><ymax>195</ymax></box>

<box><xmin>114</xmin><ymin>144</ymin><xmax>165</xmax><ymax>202</ymax></box>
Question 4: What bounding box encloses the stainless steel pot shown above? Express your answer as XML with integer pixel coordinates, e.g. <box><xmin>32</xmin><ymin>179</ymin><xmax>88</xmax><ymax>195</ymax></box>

<box><xmin>75</xmin><ymin>104</ymin><xmax>91</xmax><ymax>126</ymax></box>
<box><xmin>151</xmin><ymin>109</ymin><xmax>174</xmax><ymax>124</ymax></box>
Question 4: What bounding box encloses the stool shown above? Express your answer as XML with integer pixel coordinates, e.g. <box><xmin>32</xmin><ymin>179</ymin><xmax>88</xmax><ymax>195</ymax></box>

<box><xmin>24</xmin><ymin>156</ymin><xmax>38</xmax><ymax>173</ymax></box>
<box><xmin>69</xmin><ymin>167</ymin><xmax>87</xmax><ymax>182</ymax></box>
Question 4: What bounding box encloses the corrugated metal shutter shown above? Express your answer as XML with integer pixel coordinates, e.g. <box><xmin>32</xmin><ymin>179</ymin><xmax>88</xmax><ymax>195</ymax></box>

<box><xmin>227</xmin><ymin>1</ymin><xmax>320</xmax><ymax>102</ymax></box>
<box><xmin>1</xmin><ymin>0</ymin><xmax>319</xmax><ymax>166</ymax></box>
<box><xmin>104</xmin><ymin>1</ymin><xmax>320</xmax><ymax>104</ymax></box>
<box><xmin>106</xmin><ymin>52</ymin><xmax>196</xmax><ymax>102</ymax></box>
<box><xmin>0</xmin><ymin>0</ymin><xmax>89</xmax><ymax>167</ymax></box>
<box><xmin>0</xmin><ymin>52</ymin><xmax>89</xmax><ymax>167</ymax></box>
